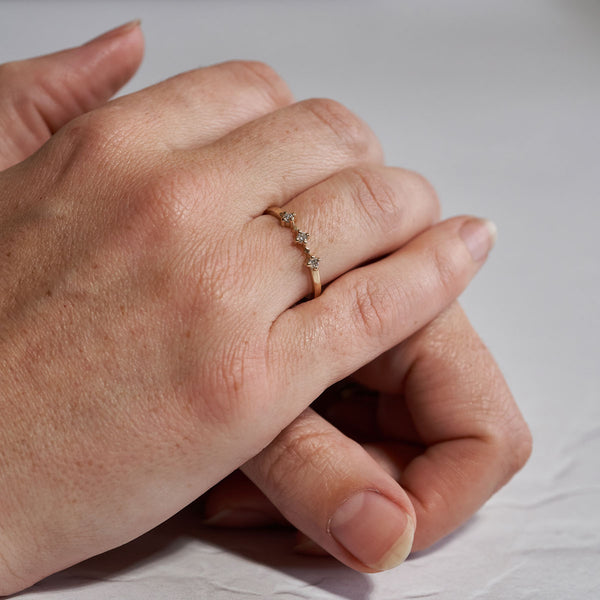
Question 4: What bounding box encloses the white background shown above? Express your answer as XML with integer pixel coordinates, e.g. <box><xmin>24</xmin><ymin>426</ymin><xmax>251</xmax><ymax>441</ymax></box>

<box><xmin>1</xmin><ymin>1</ymin><xmax>599</xmax><ymax>598</ymax></box>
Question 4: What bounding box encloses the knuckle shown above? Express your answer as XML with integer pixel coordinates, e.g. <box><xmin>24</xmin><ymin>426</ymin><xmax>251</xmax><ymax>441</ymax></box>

<box><xmin>348</xmin><ymin>277</ymin><xmax>392</xmax><ymax>340</ymax></box>
<box><xmin>0</xmin><ymin>60</ymin><xmax>20</xmax><ymax>84</ymax></box>
<box><xmin>430</xmin><ymin>239</ymin><xmax>463</xmax><ymax>298</ymax></box>
<box><xmin>127</xmin><ymin>165</ymin><xmax>228</xmax><ymax>288</ymax></box>
<box><xmin>483</xmin><ymin>396</ymin><xmax>533</xmax><ymax>485</ymax></box>
<box><xmin>59</xmin><ymin>108</ymin><xmax>131</xmax><ymax>163</ymax></box>
<box><xmin>261</xmin><ymin>425</ymin><xmax>338</xmax><ymax>495</ymax></box>
<box><xmin>301</xmin><ymin>98</ymin><xmax>375</xmax><ymax>159</ymax></box>
<box><xmin>227</xmin><ymin>60</ymin><xmax>293</xmax><ymax>108</ymax></box>
<box><xmin>348</xmin><ymin>167</ymin><xmax>402</xmax><ymax>233</ymax></box>
<box><xmin>512</xmin><ymin>424</ymin><xmax>533</xmax><ymax>472</ymax></box>
<box><xmin>402</xmin><ymin>170</ymin><xmax>442</xmax><ymax>223</ymax></box>
<box><xmin>139</xmin><ymin>162</ymin><xmax>196</xmax><ymax>225</ymax></box>
<box><xmin>500</xmin><ymin>414</ymin><xmax>533</xmax><ymax>476</ymax></box>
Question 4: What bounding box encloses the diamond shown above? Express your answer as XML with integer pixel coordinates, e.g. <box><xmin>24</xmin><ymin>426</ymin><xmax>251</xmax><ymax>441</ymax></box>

<box><xmin>307</xmin><ymin>255</ymin><xmax>320</xmax><ymax>270</ymax></box>
<box><xmin>281</xmin><ymin>211</ymin><xmax>295</xmax><ymax>225</ymax></box>
<box><xmin>295</xmin><ymin>230</ymin><xmax>309</xmax><ymax>244</ymax></box>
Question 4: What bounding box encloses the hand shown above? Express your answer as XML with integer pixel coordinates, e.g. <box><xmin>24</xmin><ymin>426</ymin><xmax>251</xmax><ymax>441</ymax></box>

<box><xmin>204</xmin><ymin>302</ymin><xmax>532</xmax><ymax>570</ymax></box>
<box><xmin>0</xmin><ymin>24</ymin><xmax>497</xmax><ymax>594</ymax></box>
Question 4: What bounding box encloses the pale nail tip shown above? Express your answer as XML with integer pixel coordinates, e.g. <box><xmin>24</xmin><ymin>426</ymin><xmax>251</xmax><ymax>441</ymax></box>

<box><xmin>484</xmin><ymin>219</ymin><xmax>498</xmax><ymax>247</ymax></box>
<box><xmin>368</xmin><ymin>516</ymin><xmax>415</xmax><ymax>571</ymax></box>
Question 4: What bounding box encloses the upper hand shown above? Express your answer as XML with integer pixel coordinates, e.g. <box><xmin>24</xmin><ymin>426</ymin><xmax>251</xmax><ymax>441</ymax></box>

<box><xmin>0</xmin><ymin>22</ymin><xmax>514</xmax><ymax>594</ymax></box>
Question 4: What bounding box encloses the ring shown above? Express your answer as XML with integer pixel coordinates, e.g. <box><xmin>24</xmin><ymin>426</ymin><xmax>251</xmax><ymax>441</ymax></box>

<box><xmin>265</xmin><ymin>206</ymin><xmax>322</xmax><ymax>299</ymax></box>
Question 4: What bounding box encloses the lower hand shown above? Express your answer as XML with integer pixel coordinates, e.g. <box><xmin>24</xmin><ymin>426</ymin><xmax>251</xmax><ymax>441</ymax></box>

<box><xmin>204</xmin><ymin>301</ymin><xmax>532</xmax><ymax>570</ymax></box>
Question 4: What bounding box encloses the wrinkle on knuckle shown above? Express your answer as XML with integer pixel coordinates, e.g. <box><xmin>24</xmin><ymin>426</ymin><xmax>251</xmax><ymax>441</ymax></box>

<box><xmin>348</xmin><ymin>277</ymin><xmax>393</xmax><ymax>341</ymax></box>
<box><xmin>58</xmin><ymin>108</ymin><xmax>132</xmax><ymax>168</ymax></box>
<box><xmin>262</xmin><ymin>427</ymin><xmax>338</xmax><ymax>495</ymax></box>
<box><xmin>229</xmin><ymin>60</ymin><xmax>293</xmax><ymax>108</ymax></box>
<box><xmin>349</xmin><ymin>167</ymin><xmax>402</xmax><ymax>234</ymax></box>
<box><xmin>301</xmin><ymin>98</ymin><xmax>372</xmax><ymax>159</ymax></box>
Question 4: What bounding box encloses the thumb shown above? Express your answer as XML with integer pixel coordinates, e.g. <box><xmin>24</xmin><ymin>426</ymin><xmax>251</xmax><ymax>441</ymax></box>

<box><xmin>241</xmin><ymin>408</ymin><xmax>416</xmax><ymax>573</ymax></box>
<box><xmin>0</xmin><ymin>20</ymin><xmax>144</xmax><ymax>169</ymax></box>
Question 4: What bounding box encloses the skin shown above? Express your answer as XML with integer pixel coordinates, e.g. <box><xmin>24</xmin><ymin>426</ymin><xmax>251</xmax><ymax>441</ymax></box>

<box><xmin>0</xmin><ymin>22</ymin><xmax>531</xmax><ymax>595</ymax></box>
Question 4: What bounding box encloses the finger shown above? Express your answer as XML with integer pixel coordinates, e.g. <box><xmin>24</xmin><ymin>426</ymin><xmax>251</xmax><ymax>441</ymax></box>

<box><xmin>249</xmin><ymin>165</ymin><xmax>440</xmax><ymax>309</ymax></box>
<box><xmin>109</xmin><ymin>60</ymin><xmax>295</xmax><ymax>149</ymax></box>
<box><xmin>200</xmin><ymin>381</ymin><xmax>385</xmax><ymax>529</ymax></box>
<box><xmin>201</xmin><ymin>380</ymin><xmax>382</xmax><ymax>528</ymax></box>
<box><xmin>201</xmin><ymin>440</ymin><xmax>422</xmax><ymax>529</ymax></box>
<box><xmin>353</xmin><ymin>302</ymin><xmax>533</xmax><ymax>550</ymax></box>
<box><xmin>242</xmin><ymin>408</ymin><xmax>416</xmax><ymax>573</ymax></box>
<box><xmin>0</xmin><ymin>21</ymin><xmax>144</xmax><ymax>169</ymax></box>
<box><xmin>200</xmin><ymin>97</ymin><xmax>384</xmax><ymax>218</ymax></box>
<box><xmin>267</xmin><ymin>216</ymin><xmax>497</xmax><ymax>427</ymax></box>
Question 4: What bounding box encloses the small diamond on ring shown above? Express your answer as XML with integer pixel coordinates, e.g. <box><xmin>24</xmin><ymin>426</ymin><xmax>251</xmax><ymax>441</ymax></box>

<box><xmin>307</xmin><ymin>255</ymin><xmax>320</xmax><ymax>270</ymax></box>
<box><xmin>281</xmin><ymin>211</ymin><xmax>295</xmax><ymax>225</ymax></box>
<box><xmin>295</xmin><ymin>230</ymin><xmax>309</xmax><ymax>244</ymax></box>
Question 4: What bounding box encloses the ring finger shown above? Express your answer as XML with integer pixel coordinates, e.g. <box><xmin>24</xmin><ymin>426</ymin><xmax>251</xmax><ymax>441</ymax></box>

<box><xmin>249</xmin><ymin>165</ymin><xmax>440</xmax><ymax>311</ymax></box>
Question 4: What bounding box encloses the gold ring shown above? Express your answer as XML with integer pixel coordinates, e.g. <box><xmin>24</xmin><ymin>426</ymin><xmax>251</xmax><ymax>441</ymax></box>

<box><xmin>265</xmin><ymin>206</ymin><xmax>322</xmax><ymax>299</ymax></box>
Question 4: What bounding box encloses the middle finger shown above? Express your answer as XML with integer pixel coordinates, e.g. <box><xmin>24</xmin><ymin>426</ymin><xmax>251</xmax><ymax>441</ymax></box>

<box><xmin>197</xmin><ymin>97</ymin><xmax>385</xmax><ymax>220</ymax></box>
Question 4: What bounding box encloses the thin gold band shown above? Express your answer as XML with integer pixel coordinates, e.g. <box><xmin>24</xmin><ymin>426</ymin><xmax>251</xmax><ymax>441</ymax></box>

<box><xmin>265</xmin><ymin>206</ymin><xmax>322</xmax><ymax>299</ymax></box>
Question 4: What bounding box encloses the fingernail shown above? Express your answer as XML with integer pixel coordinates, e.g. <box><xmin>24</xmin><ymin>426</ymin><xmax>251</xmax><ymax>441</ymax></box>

<box><xmin>459</xmin><ymin>218</ymin><xmax>498</xmax><ymax>262</ymax></box>
<box><xmin>328</xmin><ymin>490</ymin><xmax>414</xmax><ymax>571</ymax></box>
<box><xmin>201</xmin><ymin>507</ymin><xmax>276</xmax><ymax>528</ymax></box>
<box><xmin>87</xmin><ymin>20</ymin><xmax>142</xmax><ymax>44</ymax></box>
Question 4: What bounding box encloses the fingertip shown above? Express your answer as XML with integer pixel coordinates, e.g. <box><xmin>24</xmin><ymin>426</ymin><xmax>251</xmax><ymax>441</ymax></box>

<box><xmin>459</xmin><ymin>217</ymin><xmax>498</xmax><ymax>262</ymax></box>
<box><xmin>242</xmin><ymin>409</ymin><xmax>417</xmax><ymax>574</ymax></box>
<box><xmin>328</xmin><ymin>489</ymin><xmax>415</xmax><ymax>571</ymax></box>
<box><xmin>85</xmin><ymin>20</ymin><xmax>143</xmax><ymax>46</ymax></box>
<box><xmin>79</xmin><ymin>20</ymin><xmax>145</xmax><ymax>89</ymax></box>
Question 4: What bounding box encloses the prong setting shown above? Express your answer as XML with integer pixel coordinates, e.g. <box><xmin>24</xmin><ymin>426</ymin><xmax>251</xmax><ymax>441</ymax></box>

<box><xmin>265</xmin><ymin>206</ymin><xmax>322</xmax><ymax>298</ymax></box>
